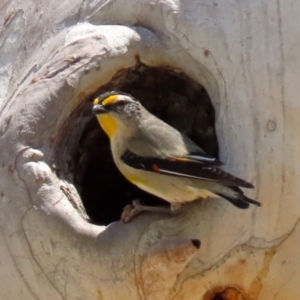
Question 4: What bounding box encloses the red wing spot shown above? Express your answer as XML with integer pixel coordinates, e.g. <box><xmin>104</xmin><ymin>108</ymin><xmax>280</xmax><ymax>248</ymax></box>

<box><xmin>152</xmin><ymin>164</ymin><xmax>160</xmax><ymax>172</ymax></box>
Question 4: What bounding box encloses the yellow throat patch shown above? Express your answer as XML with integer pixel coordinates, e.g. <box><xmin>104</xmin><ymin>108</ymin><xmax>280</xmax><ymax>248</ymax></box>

<box><xmin>94</xmin><ymin>95</ymin><xmax>119</xmax><ymax>138</ymax></box>
<box><xmin>97</xmin><ymin>115</ymin><xmax>118</xmax><ymax>139</ymax></box>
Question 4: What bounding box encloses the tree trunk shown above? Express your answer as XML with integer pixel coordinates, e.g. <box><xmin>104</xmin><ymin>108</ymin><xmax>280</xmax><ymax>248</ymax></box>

<box><xmin>0</xmin><ymin>0</ymin><xmax>299</xmax><ymax>299</ymax></box>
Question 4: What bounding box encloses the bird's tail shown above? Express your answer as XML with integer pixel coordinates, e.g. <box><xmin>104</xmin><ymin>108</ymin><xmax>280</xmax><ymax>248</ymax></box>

<box><xmin>216</xmin><ymin>187</ymin><xmax>261</xmax><ymax>209</ymax></box>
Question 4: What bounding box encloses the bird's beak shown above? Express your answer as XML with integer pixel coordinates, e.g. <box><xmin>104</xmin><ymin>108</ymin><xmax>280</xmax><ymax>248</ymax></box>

<box><xmin>92</xmin><ymin>104</ymin><xmax>108</xmax><ymax>115</ymax></box>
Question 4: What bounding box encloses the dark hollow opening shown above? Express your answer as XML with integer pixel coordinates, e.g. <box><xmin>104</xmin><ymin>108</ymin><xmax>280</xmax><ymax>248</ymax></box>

<box><xmin>205</xmin><ymin>286</ymin><xmax>248</xmax><ymax>300</ymax></box>
<box><xmin>59</xmin><ymin>65</ymin><xmax>218</xmax><ymax>225</ymax></box>
<box><xmin>212</xmin><ymin>295</ymin><xmax>225</xmax><ymax>300</ymax></box>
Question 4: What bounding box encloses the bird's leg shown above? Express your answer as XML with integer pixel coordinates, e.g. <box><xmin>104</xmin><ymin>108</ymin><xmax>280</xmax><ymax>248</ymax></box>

<box><xmin>121</xmin><ymin>200</ymin><xmax>182</xmax><ymax>223</ymax></box>
<box><xmin>171</xmin><ymin>203</ymin><xmax>182</xmax><ymax>212</ymax></box>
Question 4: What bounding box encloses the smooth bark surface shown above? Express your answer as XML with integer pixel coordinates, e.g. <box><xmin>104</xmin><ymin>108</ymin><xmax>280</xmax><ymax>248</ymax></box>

<box><xmin>0</xmin><ymin>0</ymin><xmax>299</xmax><ymax>299</ymax></box>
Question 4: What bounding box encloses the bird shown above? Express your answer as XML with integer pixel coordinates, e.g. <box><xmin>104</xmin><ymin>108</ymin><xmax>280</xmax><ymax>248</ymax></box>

<box><xmin>92</xmin><ymin>91</ymin><xmax>261</xmax><ymax>222</ymax></box>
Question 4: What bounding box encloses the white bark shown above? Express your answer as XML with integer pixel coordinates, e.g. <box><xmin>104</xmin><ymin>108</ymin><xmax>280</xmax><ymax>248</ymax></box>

<box><xmin>0</xmin><ymin>0</ymin><xmax>299</xmax><ymax>299</ymax></box>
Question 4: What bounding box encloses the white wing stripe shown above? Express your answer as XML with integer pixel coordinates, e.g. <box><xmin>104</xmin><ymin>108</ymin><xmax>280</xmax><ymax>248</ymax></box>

<box><xmin>188</xmin><ymin>155</ymin><xmax>216</xmax><ymax>162</ymax></box>
<box><xmin>158</xmin><ymin>168</ymin><xmax>216</xmax><ymax>182</ymax></box>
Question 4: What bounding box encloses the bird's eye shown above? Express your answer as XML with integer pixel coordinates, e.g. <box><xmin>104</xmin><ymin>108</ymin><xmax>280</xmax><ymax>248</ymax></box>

<box><xmin>118</xmin><ymin>100</ymin><xmax>126</xmax><ymax>106</ymax></box>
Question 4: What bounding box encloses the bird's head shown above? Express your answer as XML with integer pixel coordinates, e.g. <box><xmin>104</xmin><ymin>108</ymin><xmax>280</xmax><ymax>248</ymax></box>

<box><xmin>92</xmin><ymin>91</ymin><xmax>142</xmax><ymax>138</ymax></box>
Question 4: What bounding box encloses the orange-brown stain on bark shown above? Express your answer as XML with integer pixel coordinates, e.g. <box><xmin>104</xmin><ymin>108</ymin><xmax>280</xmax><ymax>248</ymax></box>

<box><xmin>97</xmin><ymin>289</ymin><xmax>103</xmax><ymax>300</ymax></box>
<box><xmin>248</xmin><ymin>248</ymin><xmax>276</xmax><ymax>299</ymax></box>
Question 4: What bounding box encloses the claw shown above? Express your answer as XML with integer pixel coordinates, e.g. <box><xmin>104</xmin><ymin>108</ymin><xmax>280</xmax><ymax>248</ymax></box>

<box><xmin>121</xmin><ymin>200</ymin><xmax>143</xmax><ymax>223</ymax></box>
<box><xmin>121</xmin><ymin>200</ymin><xmax>181</xmax><ymax>223</ymax></box>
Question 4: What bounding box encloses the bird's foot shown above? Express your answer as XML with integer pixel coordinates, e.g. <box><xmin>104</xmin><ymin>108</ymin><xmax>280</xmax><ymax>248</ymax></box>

<box><xmin>121</xmin><ymin>200</ymin><xmax>182</xmax><ymax>223</ymax></box>
<box><xmin>121</xmin><ymin>200</ymin><xmax>143</xmax><ymax>223</ymax></box>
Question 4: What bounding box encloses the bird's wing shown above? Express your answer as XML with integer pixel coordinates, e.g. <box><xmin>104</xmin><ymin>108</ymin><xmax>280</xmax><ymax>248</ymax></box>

<box><xmin>121</xmin><ymin>150</ymin><xmax>254</xmax><ymax>188</ymax></box>
<box><xmin>127</xmin><ymin>121</ymin><xmax>222</xmax><ymax>166</ymax></box>
<box><xmin>179</xmin><ymin>134</ymin><xmax>223</xmax><ymax>166</ymax></box>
